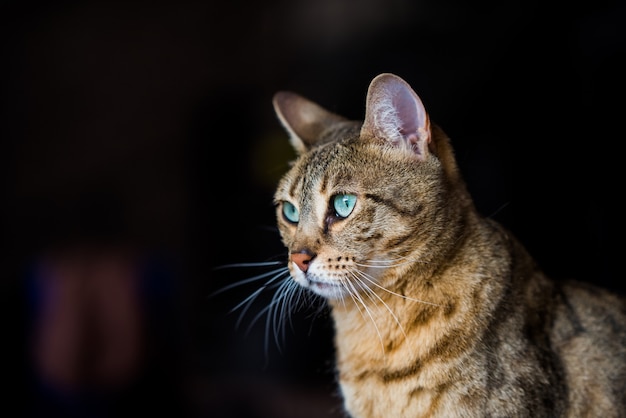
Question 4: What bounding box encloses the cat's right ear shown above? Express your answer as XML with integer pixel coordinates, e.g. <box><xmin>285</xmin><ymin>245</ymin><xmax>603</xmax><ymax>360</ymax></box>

<box><xmin>273</xmin><ymin>91</ymin><xmax>348</xmax><ymax>155</ymax></box>
<box><xmin>361</xmin><ymin>73</ymin><xmax>431</xmax><ymax>160</ymax></box>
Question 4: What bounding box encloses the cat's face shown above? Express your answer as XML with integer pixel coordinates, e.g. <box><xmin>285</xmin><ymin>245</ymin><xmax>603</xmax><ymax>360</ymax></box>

<box><xmin>272</xmin><ymin>73</ymin><xmax>463</xmax><ymax>301</ymax></box>
<box><xmin>274</xmin><ymin>132</ymin><xmax>447</xmax><ymax>300</ymax></box>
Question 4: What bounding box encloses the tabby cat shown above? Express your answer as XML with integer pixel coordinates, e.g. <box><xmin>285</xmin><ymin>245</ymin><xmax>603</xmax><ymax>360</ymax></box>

<box><xmin>268</xmin><ymin>73</ymin><xmax>626</xmax><ymax>417</ymax></box>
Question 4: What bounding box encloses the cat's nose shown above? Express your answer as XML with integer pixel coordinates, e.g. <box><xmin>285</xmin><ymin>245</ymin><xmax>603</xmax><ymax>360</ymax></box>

<box><xmin>291</xmin><ymin>251</ymin><xmax>315</xmax><ymax>272</ymax></box>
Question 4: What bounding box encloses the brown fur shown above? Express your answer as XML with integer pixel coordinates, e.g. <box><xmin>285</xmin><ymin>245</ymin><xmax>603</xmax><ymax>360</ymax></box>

<box><xmin>271</xmin><ymin>73</ymin><xmax>626</xmax><ymax>417</ymax></box>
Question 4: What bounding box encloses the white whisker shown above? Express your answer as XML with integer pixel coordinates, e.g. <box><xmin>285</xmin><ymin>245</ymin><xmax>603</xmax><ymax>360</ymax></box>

<box><xmin>355</xmin><ymin>267</ymin><xmax>441</xmax><ymax>307</ymax></box>
<box><xmin>355</xmin><ymin>254</ymin><xmax>428</xmax><ymax>269</ymax></box>
<box><xmin>356</xmin><ymin>254</ymin><xmax>422</xmax><ymax>266</ymax></box>
<box><xmin>270</xmin><ymin>279</ymin><xmax>298</xmax><ymax>351</ymax></box>
<box><xmin>213</xmin><ymin>264</ymin><xmax>324</xmax><ymax>362</ymax></box>
<box><xmin>243</xmin><ymin>276</ymin><xmax>290</xmax><ymax>334</ymax></box>
<box><xmin>213</xmin><ymin>261</ymin><xmax>285</xmax><ymax>270</ymax></box>
<box><xmin>351</xmin><ymin>270</ymin><xmax>412</xmax><ymax>349</ymax></box>
<box><xmin>232</xmin><ymin>287</ymin><xmax>265</xmax><ymax>324</ymax></box>
<box><xmin>231</xmin><ymin>270</ymin><xmax>291</xmax><ymax>329</ymax></box>
<box><xmin>341</xmin><ymin>277</ymin><xmax>387</xmax><ymax>358</ymax></box>
<box><xmin>209</xmin><ymin>266</ymin><xmax>288</xmax><ymax>298</ymax></box>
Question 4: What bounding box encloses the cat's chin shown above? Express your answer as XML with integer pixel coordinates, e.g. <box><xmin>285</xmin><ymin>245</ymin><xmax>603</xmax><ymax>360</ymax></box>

<box><xmin>304</xmin><ymin>279</ymin><xmax>346</xmax><ymax>300</ymax></box>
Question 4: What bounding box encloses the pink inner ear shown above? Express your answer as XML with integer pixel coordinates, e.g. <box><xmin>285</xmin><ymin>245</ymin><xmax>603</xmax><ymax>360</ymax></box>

<box><xmin>393</xmin><ymin>85</ymin><xmax>426</xmax><ymax>138</ymax></box>
<box><xmin>362</xmin><ymin>73</ymin><xmax>431</xmax><ymax>157</ymax></box>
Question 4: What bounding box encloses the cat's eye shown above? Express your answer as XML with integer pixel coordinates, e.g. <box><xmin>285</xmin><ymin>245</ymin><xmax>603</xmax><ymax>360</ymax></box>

<box><xmin>333</xmin><ymin>194</ymin><xmax>357</xmax><ymax>218</ymax></box>
<box><xmin>282</xmin><ymin>201</ymin><xmax>299</xmax><ymax>223</ymax></box>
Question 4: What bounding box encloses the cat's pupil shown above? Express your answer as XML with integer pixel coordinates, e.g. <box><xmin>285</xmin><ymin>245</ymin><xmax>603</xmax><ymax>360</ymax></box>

<box><xmin>333</xmin><ymin>194</ymin><xmax>357</xmax><ymax>218</ymax></box>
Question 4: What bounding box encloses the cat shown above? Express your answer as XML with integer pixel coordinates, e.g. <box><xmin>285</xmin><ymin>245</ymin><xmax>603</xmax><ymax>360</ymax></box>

<box><xmin>265</xmin><ymin>73</ymin><xmax>626</xmax><ymax>417</ymax></box>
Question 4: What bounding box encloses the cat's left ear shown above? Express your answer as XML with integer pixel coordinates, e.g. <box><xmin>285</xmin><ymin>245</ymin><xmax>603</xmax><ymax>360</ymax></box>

<box><xmin>273</xmin><ymin>91</ymin><xmax>348</xmax><ymax>155</ymax></box>
<box><xmin>361</xmin><ymin>73</ymin><xmax>431</xmax><ymax>159</ymax></box>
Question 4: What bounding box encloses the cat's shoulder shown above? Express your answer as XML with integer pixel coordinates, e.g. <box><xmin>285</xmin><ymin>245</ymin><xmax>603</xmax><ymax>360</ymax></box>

<box><xmin>555</xmin><ymin>278</ymin><xmax>626</xmax><ymax>329</ymax></box>
<box><xmin>559</xmin><ymin>279</ymin><xmax>626</xmax><ymax>303</ymax></box>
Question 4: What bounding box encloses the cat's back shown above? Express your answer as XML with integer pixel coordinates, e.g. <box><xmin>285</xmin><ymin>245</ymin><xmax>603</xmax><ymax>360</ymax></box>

<box><xmin>551</xmin><ymin>279</ymin><xmax>626</xmax><ymax>416</ymax></box>
<box><xmin>462</xmin><ymin>219</ymin><xmax>626</xmax><ymax>416</ymax></box>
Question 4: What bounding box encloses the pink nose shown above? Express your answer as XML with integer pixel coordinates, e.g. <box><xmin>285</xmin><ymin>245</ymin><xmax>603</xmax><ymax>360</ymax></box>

<box><xmin>291</xmin><ymin>252</ymin><xmax>314</xmax><ymax>272</ymax></box>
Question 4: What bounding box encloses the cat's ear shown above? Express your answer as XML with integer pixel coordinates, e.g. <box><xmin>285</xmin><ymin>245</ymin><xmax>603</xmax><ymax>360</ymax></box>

<box><xmin>361</xmin><ymin>73</ymin><xmax>431</xmax><ymax>159</ymax></box>
<box><xmin>273</xmin><ymin>91</ymin><xmax>348</xmax><ymax>155</ymax></box>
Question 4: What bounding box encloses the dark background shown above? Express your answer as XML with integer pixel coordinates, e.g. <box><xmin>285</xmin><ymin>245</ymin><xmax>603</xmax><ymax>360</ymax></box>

<box><xmin>1</xmin><ymin>0</ymin><xmax>624</xmax><ymax>417</ymax></box>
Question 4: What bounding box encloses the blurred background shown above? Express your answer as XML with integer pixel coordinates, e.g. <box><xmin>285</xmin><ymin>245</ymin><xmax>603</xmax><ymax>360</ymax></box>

<box><xmin>1</xmin><ymin>0</ymin><xmax>624</xmax><ymax>417</ymax></box>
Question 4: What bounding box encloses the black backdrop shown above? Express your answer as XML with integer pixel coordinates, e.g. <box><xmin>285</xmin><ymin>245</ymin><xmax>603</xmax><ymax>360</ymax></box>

<box><xmin>1</xmin><ymin>1</ymin><xmax>624</xmax><ymax>417</ymax></box>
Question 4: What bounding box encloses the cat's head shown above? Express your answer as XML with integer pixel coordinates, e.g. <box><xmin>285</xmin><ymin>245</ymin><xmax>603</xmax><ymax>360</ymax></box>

<box><xmin>272</xmin><ymin>73</ymin><xmax>470</xmax><ymax>300</ymax></box>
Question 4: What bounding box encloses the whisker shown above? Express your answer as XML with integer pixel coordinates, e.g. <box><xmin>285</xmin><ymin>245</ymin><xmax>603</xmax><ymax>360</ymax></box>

<box><xmin>270</xmin><ymin>279</ymin><xmax>298</xmax><ymax>352</ymax></box>
<box><xmin>337</xmin><ymin>277</ymin><xmax>364</xmax><ymax>316</ymax></box>
<box><xmin>356</xmin><ymin>254</ymin><xmax>420</xmax><ymax>265</ymax></box>
<box><xmin>217</xmin><ymin>269</ymin><xmax>287</xmax><ymax>325</ymax></box>
<box><xmin>351</xmin><ymin>270</ymin><xmax>412</xmax><ymax>348</ymax></box>
<box><xmin>354</xmin><ymin>268</ymin><xmax>441</xmax><ymax>307</ymax></box>
<box><xmin>209</xmin><ymin>266</ymin><xmax>288</xmax><ymax>298</ymax></box>
<box><xmin>213</xmin><ymin>261</ymin><xmax>285</xmax><ymax>270</ymax></box>
<box><xmin>283</xmin><ymin>280</ymin><xmax>308</xmax><ymax>332</ymax></box>
<box><xmin>232</xmin><ymin>271</ymin><xmax>290</xmax><ymax>329</ymax></box>
<box><xmin>232</xmin><ymin>286</ymin><xmax>265</xmax><ymax>321</ymax></box>
<box><xmin>212</xmin><ymin>258</ymin><xmax>327</xmax><ymax>362</ymax></box>
<box><xmin>341</xmin><ymin>278</ymin><xmax>387</xmax><ymax>358</ymax></box>
<box><xmin>346</xmin><ymin>269</ymin><xmax>422</xmax><ymax>361</ymax></box>
<box><xmin>355</xmin><ymin>255</ymin><xmax>427</xmax><ymax>269</ymax></box>
<box><xmin>487</xmin><ymin>201</ymin><xmax>510</xmax><ymax>219</ymax></box>
<box><xmin>239</xmin><ymin>275</ymin><xmax>290</xmax><ymax>333</ymax></box>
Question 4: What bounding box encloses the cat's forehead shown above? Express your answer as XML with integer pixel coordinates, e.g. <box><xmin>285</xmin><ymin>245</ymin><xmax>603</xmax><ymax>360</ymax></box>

<box><xmin>298</xmin><ymin>141</ymin><xmax>363</xmax><ymax>185</ymax></box>
<box><xmin>277</xmin><ymin>142</ymin><xmax>348</xmax><ymax>198</ymax></box>
<box><xmin>276</xmin><ymin>128</ymin><xmax>431</xmax><ymax>204</ymax></box>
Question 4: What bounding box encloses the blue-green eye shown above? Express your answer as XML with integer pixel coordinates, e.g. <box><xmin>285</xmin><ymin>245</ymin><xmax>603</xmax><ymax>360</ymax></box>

<box><xmin>333</xmin><ymin>194</ymin><xmax>357</xmax><ymax>218</ymax></box>
<box><xmin>282</xmin><ymin>201</ymin><xmax>299</xmax><ymax>223</ymax></box>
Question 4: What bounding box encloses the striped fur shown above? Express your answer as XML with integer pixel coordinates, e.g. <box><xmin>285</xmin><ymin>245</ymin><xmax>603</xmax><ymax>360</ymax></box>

<box><xmin>271</xmin><ymin>74</ymin><xmax>626</xmax><ymax>417</ymax></box>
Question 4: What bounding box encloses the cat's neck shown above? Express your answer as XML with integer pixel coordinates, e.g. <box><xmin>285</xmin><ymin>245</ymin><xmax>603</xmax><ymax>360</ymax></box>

<box><xmin>328</xmin><ymin>215</ymin><xmax>515</xmax><ymax>375</ymax></box>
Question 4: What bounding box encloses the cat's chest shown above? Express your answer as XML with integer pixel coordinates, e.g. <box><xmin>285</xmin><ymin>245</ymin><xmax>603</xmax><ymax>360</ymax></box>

<box><xmin>330</xmin><ymin>298</ymin><xmax>451</xmax><ymax>369</ymax></box>
<box><xmin>338</xmin><ymin>375</ymin><xmax>476</xmax><ymax>418</ymax></box>
<box><xmin>331</xmin><ymin>301</ymin><xmax>485</xmax><ymax>417</ymax></box>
